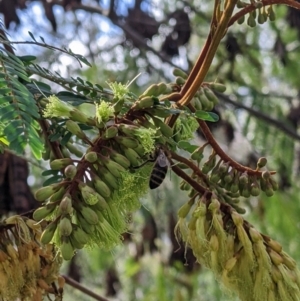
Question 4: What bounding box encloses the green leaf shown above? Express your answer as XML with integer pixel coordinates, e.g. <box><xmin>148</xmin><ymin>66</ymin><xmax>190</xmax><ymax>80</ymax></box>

<box><xmin>177</xmin><ymin>141</ymin><xmax>199</xmax><ymax>153</ymax></box>
<box><xmin>43</xmin><ymin>175</ymin><xmax>63</xmax><ymax>186</ymax></box>
<box><xmin>42</xmin><ymin>169</ymin><xmax>60</xmax><ymax>176</ymax></box>
<box><xmin>28</xmin><ymin>31</ymin><xmax>37</xmax><ymax>41</ymax></box>
<box><xmin>61</xmin><ymin>132</ymin><xmax>72</xmax><ymax>146</ymax></box>
<box><xmin>18</xmin><ymin>55</ymin><xmax>37</xmax><ymax>63</ymax></box>
<box><xmin>95</xmin><ymin>84</ymin><xmax>103</xmax><ymax>91</ymax></box>
<box><xmin>194</xmin><ymin>110</ymin><xmax>219</xmax><ymax>122</ymax></box>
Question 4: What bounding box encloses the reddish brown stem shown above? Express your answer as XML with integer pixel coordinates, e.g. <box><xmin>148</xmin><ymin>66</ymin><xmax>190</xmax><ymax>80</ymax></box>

<box><xmin>169</xmin><ymin>150</ymin><xmax>210</xmax><ymax>187</ymax></box>
<box><xmin>63</xmin><ymin>275</ymin><xmax>110</xmax><ymax>301</ymax></box>
<box><xmin>198</xmin><ymin>120</ymin><xmax>276</xmax><ymax>176</ymax></box>
<box><xmin>171</xmin><ymin>164</ymin><xmax>211</xmax><ymax>196</ymax></box>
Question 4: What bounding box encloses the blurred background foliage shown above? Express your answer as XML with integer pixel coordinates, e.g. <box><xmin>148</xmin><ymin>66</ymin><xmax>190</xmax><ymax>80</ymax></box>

<box><xmin>1</xmin><ymin>0</ymin><xmax>300</xmax><ymax>300</ymax></box>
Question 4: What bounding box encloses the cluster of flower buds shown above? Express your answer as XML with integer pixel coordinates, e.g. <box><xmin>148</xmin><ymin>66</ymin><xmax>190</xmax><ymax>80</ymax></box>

<box><xmin>177</xmin><ymin>197</ymin><xmax>300</xmax><ymax>301</ymax></box>
<box><xmin>0</xmin><ymin>216</ymin><xmax>63</xmax><ymax>300</ymax></box>
<box><xmin>191</xmin><ymin>83</ymin><xmax>226</xmax><ymax>111</ymax></box>
<box><xmin>189</xmin><ymin>147</ymin><xmax>278</xmax><ymax>199</ymax></box>
<box><xmin>173</xmin><ymin>68</ymin><xmax>226</xmax><ymax>111</ymax></box>
<box><xmin>35</xmin><ymin>85</ymin><xmax>184</xmax><ymax>260</ymax></box>
<box><xmin>236</xmin><ymin>1</ymin><xmax>275</xmax><ymax>26</ymax></box>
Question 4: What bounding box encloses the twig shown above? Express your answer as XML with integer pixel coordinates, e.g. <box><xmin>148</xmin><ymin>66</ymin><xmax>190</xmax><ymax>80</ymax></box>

<box><xmin>198</xmin><ymin>120</ymin><xmax>276</xmax><ymax>176</ymax></box>
<box><xmin>169</xmin><ymin>150</ymin><xmax>210</xmax><ymax>187</ymax></box>
<box><xmin>217</xmin><ymin>93</ymin><xmax>300</xmax><ymax>142</ymax></box>
<box><xmin>171</xmin><ymin>164</ymin><xmax>210</xmax><ymax>196</ymax></box>
<box><xmin>63</xmin><ymin>275</ymin><xmax>111</xmax><ymax>301</ymax></box>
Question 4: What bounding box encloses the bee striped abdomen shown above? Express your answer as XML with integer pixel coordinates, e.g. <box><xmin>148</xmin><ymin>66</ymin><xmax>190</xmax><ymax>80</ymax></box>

<box><xmin>149</xmin><ymin>165</ymin><xmax>168</xmax><ymax>189</ymax></box>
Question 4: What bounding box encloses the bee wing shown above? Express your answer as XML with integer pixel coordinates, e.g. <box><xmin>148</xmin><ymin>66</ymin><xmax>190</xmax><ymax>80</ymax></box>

<box><xmin>157</xmin><ymin>151</ymin><xmax>169</xmax><ymax>167</ymax></box>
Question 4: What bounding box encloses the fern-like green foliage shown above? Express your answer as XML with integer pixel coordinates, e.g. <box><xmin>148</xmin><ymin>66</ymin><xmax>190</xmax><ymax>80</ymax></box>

<box><xmin>0</xmin><ymin>49</ymin><xmax>43</xmax><ymax>158</ymax></box>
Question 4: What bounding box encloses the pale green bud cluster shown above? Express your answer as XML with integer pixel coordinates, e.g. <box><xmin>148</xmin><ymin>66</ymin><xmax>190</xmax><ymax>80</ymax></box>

<box><xmin>177</xmin><ymin>197</ymin><xmax>300</xmax><ymax>301</ymax></box>
<box><xmin>236</xmin><ymin>1</ymin><xmax>275</xmax><ymax>26</ymax></box>
<box><xmin>35</xmin><ymin>108</ymin><xmax>166</xmax><ymax>259</ymax></box>
<box><xmin>185</xmin><ymin>149</ymin><xmax>278</xmax><ymax>201</ymax></box>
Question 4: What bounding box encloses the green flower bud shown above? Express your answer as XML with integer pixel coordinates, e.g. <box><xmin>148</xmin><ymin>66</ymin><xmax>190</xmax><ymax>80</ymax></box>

<box><xmin>178</xmin><ymin>202</ymin><xmax>193</xmax><ymax>218</ymax></box>
<box><xmin>257</xmin><ymin>157</ymin><xmax>267</xmax><ymax>168</ymax></box>
<box><xmin>60</xmin><ymin>236</ymin><xmax>74</xmax><ymax>260</ymax></box>
<box><xmin>110</xmin><ymin>151</ymin><xmax>131</xmax><ymax>168</ymax></box>
<box><xmin>103</xmin><ymin>158</ymin><xmax>126</xmax><ymax>178</ymax></box>
<box><xmin>262</xmin><ymin>171</ymin><xmax>270</xmax><ymax>180</ymax></box>
<box><xmin>80</xmin><ymin>205</ymin><xmax>99</xmax><ymax>225</ymax></box>
<box><xmin>33</xmin><ymin>203</ymin><xmax>56</xmax><ymax>221</ymax></box>
<box><xmin>265</xmin><ymin>182</ymin><xmax>274</xmax><ymax>197</ymax></box>
<box><xmin>219</xmin><ymin>162</ymin><xmax>229</xmax><ymax>174</ymax></box>
<box><xmin>69</xmin><ymin>109</ymin><xmax>92</xmax><ymax>124</ymax></box>
<box><xmin>134</xmin><ymin>96</ymin><xmax>154</xmax><ymax>110</ymax></box>
<box><xmin>64</xmin><ymin>164</ymin><xmax>77</xmax><ymax>179</ymax></box>
<box><xmin>198</xmin><ymin>88</ymin><xmax>214</xmax><ymax>111</ymax></box>
<box><xmin>59</xmin><ymin>217</ymin><xmax>73</xmax><ymax>236</ymax></box>
<box><xmin>202</xmin><ymin>155</ymin><xmax>216</xmax><ymax>174</ymax></box>
<box><xmin>35</xmin><ymin>184</ymin><xmax>61</xmax><ymax>202</ymax></box>
<box><xmin>99</xmin><ymin>167</ymin><xmax>119</xmax><ymax>190</ymax></box>
<box><xmin>61</xmin><ymin>147</ymin><xmax>71</xmax><ymax>158</ymax></box>
<box><xmin>173</xmin><ymin>68</ymin><xmax>188</xmax><ymax>79</ymax></box>
<box><xmin>104</xmin><ymin>126</ymin><xmax>118</xmax><ymax>139</ymax></box>
<box><xmin>118</xmin><ymin>124</ymin><xmax>139</xmax><ymax>137</ymax></box>
<box><xmin>267</xmin><ymin>5</ymin><xmax>276</xmax><ymax>21</ymax></box>
<box><xmin>58</xmin><ymin>195</ymin><xmax>73</xmax><ymax>215</ymax></box>
<box><xmin>191</xmin><ymin>146</ymin><xmax>204</xmax><ymax>161</ymax></box>
<box><xmin>151</xmin><ymin>116</ymin><xmax>173</xmax><ymax>138</ymax></box>
<box><xmin>76</xmin><ymin>214</ymin><xmax>95</xmax><ymax>235</ymax></box>
<box><xmin>239</xmin><ymin>172</ymin><xmax>248</xmax><ymax>185</ymax></box>
<box><xmin>92</xmin><ymin>176</ymin><xmax>111</xmax><ymax>198</ymax></box>
<box><xmin>146</xmin><ymin>107</ymin><xmax>171</xmax><ymax>118</ymax></box>
<box><xmin>114</xmin><ymin>136</ymin><xmax>139</xmax><ymax>148</ymax></box>
<box><xmin>192</xmin><ymin>96</ymin><xmax>203</xmax><ymax>110</ymax></box>
<box><xmin>49</xmin><ymin>186</ymin><xmax>67</xmax><ymax>202</ymax></box>
<box><xmin>85</xmin><ymin>151</ymin><xmax>98</xmax><ymax>163</ymax></box>
<box><xmin>121</xmin><ymin>147</ymin><xmax>141</xmax><ymax>166</ymax></box>
<box><xmin>203</xmin><ymin>86</ymin><xmax>219</xmax><ymax>105</ymax></box>
<box><xmin>241</xmin><ymin>188</ymin><xmax>251</xmax><ymax>198</ymax></box>
<box><xmin>247</xmin><ymin>13</ymin><xmax>256</xmax><ymax>27</ymax></box>
<box><xmin>250</xmin><ymin>183</ymin><xmax>260</xmax><ymax>196</ymax></box>
<box><xmin>175</xmin><ymin>76</ymin><xmax>186</xmax><ymax>85</ymax></box>
<box><xmin>141</xmin><ymin>84</ymin><xmax>159</xmax><ymax>97</ymax></box>
<box><xmin>50</xmin><ymin>158</ymin><xmax>73</xmax><ymax>170</ymax></box>
<box><xmin>79</xmin><ymin>182</ymin><xmax>103</xmax><ymax>205</ymax></box>
<box><xmin>209</xmin><ymin>83</ymin><xmax>227</xmax><ymax>93</ymax></box>
<box><xmin>70</xmin><ymin>234</ymin><xmax>85</xmax><ymax>249</ymax></box>
<box><xmin>66</xmin><ymin>142</ymin><xmax>84</xmax><ymax>157</ymax></box>
<box><xmin>210</xmin><ymin>173</ymin><xmax>221</xmax><ymax>183</ymax></box>
<box><xmin>72</xmin><ymin>225</ymin><xmax>89</xmax><ymax>245</ymax></box>
<box><xmin>65</xmin><ymin>120</ymin><xmax>86</xmax><ymax>139</ymax></box>
<box><xmin>40</xmin><ymin>221</ymin><xmax>58</xmax><ymax>244</ymax></box>
<box><xmin>157</xmin><ymin>82</ymin><xmax>171</xmax><ymax>95</ymax></box>
<box><xmin>258</xmin><ymin>8</ymin><xmax>266</xmax><ymax>24</ymax></box>
<box><xmin>92</xmin><ymin>196</ymin><xmax>109</xmax><ymax>211</ymax></box>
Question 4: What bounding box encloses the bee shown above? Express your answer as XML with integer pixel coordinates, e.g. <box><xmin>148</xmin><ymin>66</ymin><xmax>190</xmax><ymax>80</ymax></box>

<box><xmin>149</xmin><ymin>148</ymin><xmax>170</xmax><ymax>189</ymax></box>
